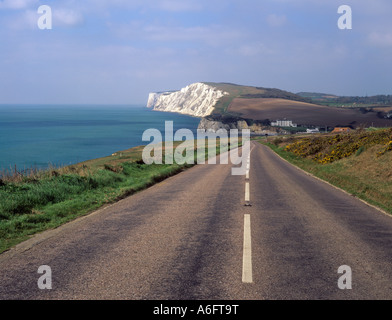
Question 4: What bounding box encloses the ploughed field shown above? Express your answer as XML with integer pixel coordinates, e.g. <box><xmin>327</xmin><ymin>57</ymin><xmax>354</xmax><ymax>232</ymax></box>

<box><xmin>227</xmin><ymin>97</ymin><xmax>392</xmax><ymax>128</ymax></box>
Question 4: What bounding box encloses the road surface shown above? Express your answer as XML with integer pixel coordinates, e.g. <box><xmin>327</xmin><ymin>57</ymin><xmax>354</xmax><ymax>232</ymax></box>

<box><xmin>1</xmin><ymin>141</ymin><xmax>392</xmax><ymax>300</ymax></box>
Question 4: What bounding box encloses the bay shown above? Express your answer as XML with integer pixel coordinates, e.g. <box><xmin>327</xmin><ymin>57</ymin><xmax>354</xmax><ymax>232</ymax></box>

<box><xmin>0</xmin><ymin>104</ymin><xmax>201</xmax><ymax>172</ymax></box>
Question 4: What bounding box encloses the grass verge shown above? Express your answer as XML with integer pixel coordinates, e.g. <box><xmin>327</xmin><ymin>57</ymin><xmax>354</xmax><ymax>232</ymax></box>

<box><xmin>0</xmin><ymin>139</ymin><xmax>241</xmax><ymax>253</ymax></box>
<box><xmin>257</xmin><ymin>129</ymin><xmax>392</xmax><ymax>216</ymax></box>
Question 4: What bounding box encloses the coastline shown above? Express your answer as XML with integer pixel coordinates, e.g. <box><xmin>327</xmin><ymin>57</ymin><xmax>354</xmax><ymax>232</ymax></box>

<box><xmin>0</xmin><ymin>105</ymin><xmax>201</xmax><ymax>172</ymax></box>
<box><xmin>0</xmin><ymin>137</ymin><xmax>242</xmax><ymax>254</ymax></box>
<box><xmin>0</xmin><ymin>142</ymin><xmax>192</xmax><ymax>254</ymax></box>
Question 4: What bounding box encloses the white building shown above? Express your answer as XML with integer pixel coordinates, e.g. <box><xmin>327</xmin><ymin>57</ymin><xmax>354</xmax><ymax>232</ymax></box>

<box><xmin>306</xmin><ymin>128</ymin><xmax>320</xmax><ymax>134</ymax></box>
<box><xmin>271</xmin><ymin>119</ymin><xmax>297</xmax><ymax>127</ymax></box>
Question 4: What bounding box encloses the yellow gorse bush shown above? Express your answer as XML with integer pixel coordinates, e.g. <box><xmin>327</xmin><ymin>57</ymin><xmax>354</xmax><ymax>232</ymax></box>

<box><xmin>284</xmin><ymin>128</ymin><xmax>392</xmax><ymax>164</ymax></box>
<box><xmin>378</xmin><ymin>140</ymin><xmax>392</xmax><ymax>157</ymax></box>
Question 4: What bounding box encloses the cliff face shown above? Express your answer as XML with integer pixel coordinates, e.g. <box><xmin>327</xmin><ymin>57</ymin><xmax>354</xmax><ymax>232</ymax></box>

<box><xmin>146</xmin><ymin>82</ymin><xmax>288</xmax><ymax>134</ymax></box>
<box><xmin>147</xmin><ymin>82</ymin><xmax>228</xmax><ymax>117</ymax></box>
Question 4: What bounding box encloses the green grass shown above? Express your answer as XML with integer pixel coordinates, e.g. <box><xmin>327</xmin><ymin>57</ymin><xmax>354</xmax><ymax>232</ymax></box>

<box><xmin>0</xmin><ymin>139</ymin><xmax>242</xmax><ymax>253</ymax></box>
<box><xmin>205</xmin><ymin>83</ymin><xmax>260</xmax><ymax>115</ymax></box>
<box><xmin>0</xmin><ymin>162</ymin><xmax>189</xmax><ymax>253</ymax></box>
<box><xmin>258</xmin><ymin>129</ymin><xmax>392</xmax><ymax>216</ymax></box>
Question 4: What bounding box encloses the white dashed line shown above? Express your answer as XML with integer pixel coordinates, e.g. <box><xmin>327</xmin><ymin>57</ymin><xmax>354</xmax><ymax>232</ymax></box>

<box><xmin>242</xmin><ymin>214</ymin><xmax>253</xmax><ymax>283</ymax></box>
<box><xmin>243</xmin><ymin>145</ymin><xmax>253</xmax><ymax>283</ymax></box>
<box><xmin>245</xmin><ymin>182</ymin><xmax>250</xmax><ymax>203</ymax></box>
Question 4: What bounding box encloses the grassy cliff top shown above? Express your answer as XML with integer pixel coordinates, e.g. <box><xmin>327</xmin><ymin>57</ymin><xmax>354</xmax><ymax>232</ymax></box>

<box><xmin>202</xmin><ymin>82</ymin><xmax>312</xmax><ymax>115</ymax></box>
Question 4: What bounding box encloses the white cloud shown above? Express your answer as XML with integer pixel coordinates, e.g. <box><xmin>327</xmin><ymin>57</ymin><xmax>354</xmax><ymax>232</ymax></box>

<box><xmin>1</xmin><ymin>7</ymin><xmax>84</xmax><ymax>30</ymax></box>
<box><xmin>0</xmin><ymin>0</ymin><xmax>38</xmax><ymax>10</ymax></box>
<box><xmin>368</xmin><ymin>32</ymin><xmax>392</xmax><ymax>47</ymax></box>
<box><xmin>109</xmin><ymin>21</ymin><xmax>245</xmax><ymax>47</ymax></box>
<box><xmin>143</xmin><ymin>25</ymin><xmax>243</xmax><ymax>46</ymax></box>
<box><xmin>2</xmin><ymin>9</ymin><xmax>37</xmax><ymax>29</ymax></box>
<box><xmin>53</xmin><ymin>9</ymin><xmax>84</xmax><ymax>27</ymax></box>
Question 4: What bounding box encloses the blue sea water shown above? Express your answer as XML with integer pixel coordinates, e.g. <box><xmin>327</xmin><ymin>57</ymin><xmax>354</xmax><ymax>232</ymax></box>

<box><xmin>0</xmin><ymin>105</ymin><xmax>201</xmax><ymax>172</ymax></box>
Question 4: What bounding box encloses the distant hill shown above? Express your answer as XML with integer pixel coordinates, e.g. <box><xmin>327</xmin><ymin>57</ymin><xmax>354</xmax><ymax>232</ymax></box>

<box><xmin>297</xmin><ymin>92</ymin><xmax>392</xmax><ymax>108</ymax></box>
<box><xmin>296</xmin><ymin>92</ymin><xmax>339</xmax><ymax>102</ymax></box>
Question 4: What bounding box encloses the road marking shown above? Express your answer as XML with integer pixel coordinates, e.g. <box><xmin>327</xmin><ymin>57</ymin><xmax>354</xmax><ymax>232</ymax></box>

<box><xmin>243</xmin><ymin>144</ymin><xmax>252</xmax><ymax>282</ymax></box>
<box><xmin>245</xmin><ymin>148</ymin><xmax>251</xmax><ymax>205</ymax></box>
<box><xmin>245</xmin><ymin>182</ymin><xmax>250</xmax><ymax>202</ymax></box>
<box><xmin>242</xmin><ymin>214</ymin><xmax>253</xmax><ymax>283</ymax></box>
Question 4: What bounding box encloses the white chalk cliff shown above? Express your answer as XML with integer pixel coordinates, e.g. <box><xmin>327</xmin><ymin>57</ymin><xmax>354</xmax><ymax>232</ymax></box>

<box><xmin>147</xmin><ymin>82</ymin><xmax>228</xmax><ymax>117</ymax></box>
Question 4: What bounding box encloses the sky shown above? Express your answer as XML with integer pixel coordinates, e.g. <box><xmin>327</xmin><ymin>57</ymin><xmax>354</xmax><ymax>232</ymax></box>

<box><xmin>0</xmin><ymin>0</ymin><xmax>391</xmax><ymax>104</ymax></box>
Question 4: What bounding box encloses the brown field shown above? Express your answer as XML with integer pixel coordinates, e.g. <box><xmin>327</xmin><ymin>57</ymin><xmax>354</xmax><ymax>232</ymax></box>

<box><xmin>228</xmin><ymin>98</ymin><xmax>392</xmax><ymax>127</ymax></box>
<box><xmin>372</xmin><ymin>106</ymin><xmax>392</xmax><ymax>113</ymax></box>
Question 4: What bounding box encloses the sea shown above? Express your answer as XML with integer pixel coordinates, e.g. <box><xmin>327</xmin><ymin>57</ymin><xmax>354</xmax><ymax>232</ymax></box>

<box><xmin>0</xmin><ymin>104</ymin><xmax>201</xmax><ymax>172</ymax></box>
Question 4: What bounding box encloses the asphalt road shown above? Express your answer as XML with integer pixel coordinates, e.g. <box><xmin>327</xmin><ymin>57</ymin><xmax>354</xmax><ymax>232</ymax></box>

<box><xmin>1</xmin><ymin>141</ymin><xmax>392</xmax><ymax>300</ymax></box>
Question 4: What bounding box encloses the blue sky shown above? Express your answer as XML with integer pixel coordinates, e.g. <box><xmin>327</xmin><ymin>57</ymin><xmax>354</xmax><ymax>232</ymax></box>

<box><xmin>0</xmin><ymin>0</ymin><xmax>391</xmax><ymax>104</ymax></box>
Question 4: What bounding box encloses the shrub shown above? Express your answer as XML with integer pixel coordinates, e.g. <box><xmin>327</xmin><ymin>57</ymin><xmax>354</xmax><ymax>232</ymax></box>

<box><xmin>284</xmin><ymin>128</ymin><xmax>392</xmax><ymax>164</ymax></box>
<box><xmin>356</xmin><ymin>146</ymin><xmax>365</xmax><ymax>156</ymax></box>
<box><xmin>272</xmin><ymin>137</ymin><xmax>283</xmax><ymax>146</ymax></box>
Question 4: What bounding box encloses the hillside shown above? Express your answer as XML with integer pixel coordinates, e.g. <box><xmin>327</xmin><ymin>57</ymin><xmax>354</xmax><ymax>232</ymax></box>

<box><xmin>203</xmin><ymin>82</ymin><xmax>312</xmax><ymax>115</ymax></box>
<box><xmin>208</xmin><ymin>83</ymin><xmax>392</xmax><ymax>128</ymax></box>
<box><xmin>298</xmin><ymin>92</ymin><xmax>392</xmax><ymax>108</ymax></box>
<box><xmin>226</xmin><ymin>97</ymin><xmax>392</xmax><ymax>128</ymax></box>
<box><xmin>263</xmin><ymin>128</ymin><xmax>392</xmax><ymax>214</ymax></box>
<box><xmin>296</xmin><ymin>92</ymin><xmax>339</xmax><ymax>103</ymax></box>
<box><xmin>147</xmin><ymin>82</ymin><xmax>392</xmax><ymax>129</ymax></box>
